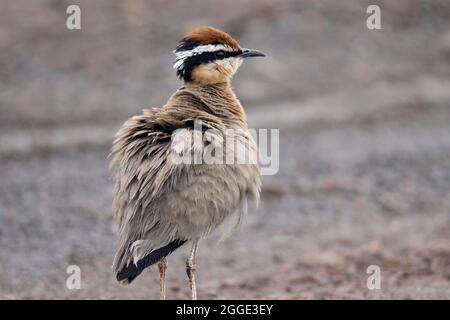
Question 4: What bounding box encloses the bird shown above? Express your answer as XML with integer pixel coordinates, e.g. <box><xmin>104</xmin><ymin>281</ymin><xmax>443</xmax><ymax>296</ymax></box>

<box><xmin>110</xmin><ymin>26</ymin><xmax>264</xmax><ymax>300</ymax></box>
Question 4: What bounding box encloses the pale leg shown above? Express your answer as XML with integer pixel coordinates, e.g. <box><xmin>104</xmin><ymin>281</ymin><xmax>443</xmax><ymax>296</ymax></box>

<box><xmin>186</xmin><ymin>239</ymin><xmax>199</xmax><ymax>300</ymax></box>
<box><xmin>158</xmin><ymin>258</ymin><xmax>168</xmax><ymax>300</ymax></box>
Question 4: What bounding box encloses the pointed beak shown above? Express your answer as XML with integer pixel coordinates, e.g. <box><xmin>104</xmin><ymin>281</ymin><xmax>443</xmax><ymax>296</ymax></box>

<box><xmin>239</xmin><ymin>48</ymin><xmax>265</xmax><ymax>58</ymax></box>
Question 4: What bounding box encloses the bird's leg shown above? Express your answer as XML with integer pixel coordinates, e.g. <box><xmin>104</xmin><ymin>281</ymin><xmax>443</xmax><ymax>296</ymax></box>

<box><xmin>186</xmin><ymin>239</ymin><xmax>199</xmax><ymax>300</ymax></box>
<box><xmin>158</xmin><ymin>257</ymin><xmax>168</xmax><ymax>300</ymax></box>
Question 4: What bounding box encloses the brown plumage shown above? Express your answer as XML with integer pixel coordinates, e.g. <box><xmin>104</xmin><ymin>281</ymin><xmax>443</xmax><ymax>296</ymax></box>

<box><xmin>110</xmin><ymin>26</ymin><xmax>264</xmax><ymax>299</ymax></box>
<box><xmin>181</xmin><ymin>26</ymin><xmax>241</xmax><ymax>50</ymax></box>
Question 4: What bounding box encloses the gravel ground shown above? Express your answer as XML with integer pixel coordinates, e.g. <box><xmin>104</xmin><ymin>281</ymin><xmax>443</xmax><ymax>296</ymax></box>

<box><xmin>0</xmin><ymin>0</ymin><xmax>450</xmax><ymax>299</ymax></box>
<box><xmin>1</xmin><ymin>97</ymin><xmax>449</xmax><ymax>299</ymax></box>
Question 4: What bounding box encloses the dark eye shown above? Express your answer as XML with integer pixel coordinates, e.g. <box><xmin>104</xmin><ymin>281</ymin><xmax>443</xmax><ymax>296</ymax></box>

<box><xmin>215</xmin><ymin>51</ymin><xmax>225</xmax><ymax>59</ymax></box>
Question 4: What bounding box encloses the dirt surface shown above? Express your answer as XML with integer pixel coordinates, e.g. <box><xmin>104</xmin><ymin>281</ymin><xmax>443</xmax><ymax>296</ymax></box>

<box><xmin>1</xmin><ymin>99</ymin><xmax>450</xmax><ymax>299</ymax></box>
<box><xmin>0</xmin><ymin>0</ymin><xmax>450</xmax><ymax>299</ymax></box>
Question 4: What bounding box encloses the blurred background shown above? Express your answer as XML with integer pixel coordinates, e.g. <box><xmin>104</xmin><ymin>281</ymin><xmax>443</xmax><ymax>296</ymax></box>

<box><xmin>1</xmin><ymin>0</ymin><xmax>450</xmax><ymax>299</ymax></box>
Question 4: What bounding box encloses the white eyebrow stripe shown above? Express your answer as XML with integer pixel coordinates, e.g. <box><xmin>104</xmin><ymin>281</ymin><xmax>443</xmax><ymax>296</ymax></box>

<box><xmin>173</xmin><ymin>44</ymin><xmax>235</xmax><ymax>70</ymax></box>
<box><xmin>173</xmin><ymin>59</ymin><xmax>185</xmax><ymax>70</ymax></box>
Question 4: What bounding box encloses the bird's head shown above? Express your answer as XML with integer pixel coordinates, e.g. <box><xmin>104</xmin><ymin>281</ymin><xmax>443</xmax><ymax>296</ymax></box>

<box><xmin>173</xmin><ymin>26</ymin><xmax>265</xmax><ymax>85</ymax></box>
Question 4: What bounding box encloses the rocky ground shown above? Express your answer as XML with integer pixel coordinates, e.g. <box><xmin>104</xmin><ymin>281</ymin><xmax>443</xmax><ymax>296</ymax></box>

<box><xmin>0</xmin><ymin>0</ymin><xmax>450</xmax><ymax>299</ymax></box>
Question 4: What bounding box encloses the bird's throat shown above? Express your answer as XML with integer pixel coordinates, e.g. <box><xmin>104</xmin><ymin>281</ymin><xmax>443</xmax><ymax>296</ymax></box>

<box><xmin>180</xmin><ymin>82</ymin><xmax>247</xmax><ymax>128</ymax></box>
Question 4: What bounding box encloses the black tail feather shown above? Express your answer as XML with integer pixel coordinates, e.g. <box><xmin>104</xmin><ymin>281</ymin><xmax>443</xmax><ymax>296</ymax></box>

<box><xmin>116</xmin><ymin>239</ymin><xmax>187</xmax><ymax>284</ymax></box>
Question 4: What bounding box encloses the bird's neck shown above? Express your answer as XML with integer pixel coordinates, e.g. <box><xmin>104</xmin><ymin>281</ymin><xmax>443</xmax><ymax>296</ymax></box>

<box><xmin>177</xmin><ymin>81</ymin><xmax>247</xmax><ymax>128</ymax></box>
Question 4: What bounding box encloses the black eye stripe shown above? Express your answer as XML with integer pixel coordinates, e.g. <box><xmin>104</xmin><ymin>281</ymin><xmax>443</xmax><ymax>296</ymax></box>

<box><xmin>176</xmin><ymin>49</ymin><xmax>242</xmax><ymax>81</ymax></box>
<box><xmin>222</xmin><ymin>51</ymin><xmax>240</xmax><ymax>59</ymax></box>
<box><xmin>195</xmin><ymin>50</ymin><xmax>240</xmax><ymax>62</ymax></box>
<box><xmin>196</xmin><ymin>50</ymin><xmax>240</xmax><ymax>61</ymax></box>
